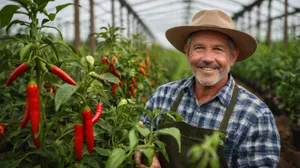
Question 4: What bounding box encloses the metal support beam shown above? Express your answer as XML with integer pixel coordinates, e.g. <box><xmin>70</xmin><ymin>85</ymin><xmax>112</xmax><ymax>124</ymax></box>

<box><xmin>119</xmin><ymin>0</ymin><xmax>155</xmax><ymax>40</ymax></box>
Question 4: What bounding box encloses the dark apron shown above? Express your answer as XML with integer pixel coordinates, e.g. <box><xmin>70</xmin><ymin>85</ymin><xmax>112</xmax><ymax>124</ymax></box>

<box><xmin>158</xmin><ymin>84</ymin><xmax>239</xmax><ymax>168</ymax></box>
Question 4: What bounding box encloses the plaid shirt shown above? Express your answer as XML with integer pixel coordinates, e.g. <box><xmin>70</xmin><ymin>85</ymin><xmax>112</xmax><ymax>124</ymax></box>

<box><xmin>141</xmin><ymin>75</ymin><xmax>280</xmax><ymax>168</ymax></box>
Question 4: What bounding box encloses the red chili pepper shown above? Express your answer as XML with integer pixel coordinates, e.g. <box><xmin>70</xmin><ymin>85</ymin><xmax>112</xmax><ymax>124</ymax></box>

<box><xmin>74</xmin><ymin>123</ymin><xmax>84</xmax><ymax>161</ymax></box>
<box><xmin>131</xmin><ymin>78</ymin><xmax>138</xmax><ymax>89</ymax></box>
<box><xmin>47</xmin><ymin>64</ymin><xmax>77</xmax><ymax>86</ymax></box>
<box><xmin>6</xmin><ymin>62</ymin><xmax>29</xmax><ymax>86</ymax></box>
<box><xmin>81</xmin><ymin>106</ymin><xmax>94</xmax><ymax>154</ymax></box>
<box><xmin>112</xmin><ymin>83</ymin><xmax>118</xmax><ymax>95</ymax></box>
<box><xmin>109</xmin><ymin>63</ymin><xmax>121</xmax><ymax>78</ymax></box>
<box><xmin>101</xmin><ymin>56</ymin><xmax>109</xmax><ymax>64</ymax></box>
<box><xmin>119</xmin><ymin>81</ymin><xmax>123</xmax><ymax>88</ymax></box>
<box><xmin>92</xmin><ymin>103</ymin><xmax>103</xmax><ymax>124</ymax></box>
<box><xmin>0</xmin><ymin>124</ymin><xmax>5</xmax><ymax>142</ymax></box>
<box><xmin>27</xmin><ymin>80</ymin><xmax>40</xmax><ymax>149</ymax></box>
<box><xmin>129</xmin><ymin>86</ymin><xmax>135</xmax><ymax>98</ymax></box>
<box><xmin>20</xmin><ymin>98</ymin><xmax>30</xmax><ymax>128</ymax></box>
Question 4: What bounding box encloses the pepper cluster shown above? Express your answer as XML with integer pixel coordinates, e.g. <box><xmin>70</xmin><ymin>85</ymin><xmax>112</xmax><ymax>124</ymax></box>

<box><xmin>74</xmin><ymin>103</ymin><xmax>103</xmax><ymax>161</ymax></box>
<box><xmin>6</xmin><ymin>61</ymin><xmax>77</xmax><ymax>149</ymax></box>
<box><xmin>101</xmin><ymin>56</ymin><xmax>146</xmax><ymax>98</ymax></box>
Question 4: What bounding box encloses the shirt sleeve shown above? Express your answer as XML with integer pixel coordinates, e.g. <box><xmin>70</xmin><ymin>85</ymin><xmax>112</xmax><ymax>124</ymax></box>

<box><xmin>235</xmin><ymin>109</ymin><xmax>281</xmax><ymax>168</ymax></box>
<box><xmin>140</xmin><ymin>98</ymin><xmax>154</xmax><ymax>127</ymax></box>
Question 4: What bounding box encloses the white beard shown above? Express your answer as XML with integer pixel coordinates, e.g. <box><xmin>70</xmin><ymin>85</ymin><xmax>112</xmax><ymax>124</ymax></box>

<box><xmin>191</xmin><ymin>62</ymin><xmax>231</xmax><ymax>86</ymax></box>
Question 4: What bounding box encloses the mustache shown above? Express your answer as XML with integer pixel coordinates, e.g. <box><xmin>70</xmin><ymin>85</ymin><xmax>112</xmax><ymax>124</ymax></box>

<box><xmin>195</xmin><ymin>61</ymin><xmax>221</xmax><ymax>69</ymax></box>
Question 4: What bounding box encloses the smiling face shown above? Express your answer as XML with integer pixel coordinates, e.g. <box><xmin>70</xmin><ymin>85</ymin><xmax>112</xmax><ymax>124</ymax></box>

<box><xmin>184</xmin><ymin>31</ymin><xmax>239</xmax><ymax>87</ymax></box>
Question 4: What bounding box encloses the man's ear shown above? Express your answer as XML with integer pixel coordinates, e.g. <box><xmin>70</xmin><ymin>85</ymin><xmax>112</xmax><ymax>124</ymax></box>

<box><xmin>230</xmin><ymin>47</ymin><xmax>239</xmax><ymax>66</ymax></box>
<box><xmin>184</xmin><ymin>44</ymin><xmax>189</xmax><ymax>58</ymax></box>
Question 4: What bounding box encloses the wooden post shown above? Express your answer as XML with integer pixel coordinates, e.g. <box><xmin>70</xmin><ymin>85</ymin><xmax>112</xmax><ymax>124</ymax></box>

<box><xmin>266</xmin><ymin>0</ymin><xmax>272</xmax><ymax>47</ymax></box>
<box><xmin>256</xmin><ymin>3</ymin><xmax>261</xmax><ymax>41</ymax></box>
<box><xmin>120</xmin><ymin>4</ymin><xmax>123</xmax><ymax>34</ymax></box>
<box><xmin>283</xmin><ymin>0</ymin><xmax>288</xmax><ymax>50</ymax></box>
<box><xmin>127</xmin><ymin>9</ymin><xmax>130</xmax><ymax>37</ymax></box>
<box><xmin>111</xmin><ymin>0</ymin><xmax>115</xmax><ymax>27</ymax></box>
<box><xmin>74</xmin><ymin>0</ymin><xmax>81</xmax><ymax>52</ymax></box>
<box><xmin>248</xmin><ymin>10</ymin><xmax>252</xmax><ymax>34</ymax></box>
<box><xmin>89</xmin><ymin>0</ymin><xmax>96</xmax><ymax>56</ymax></box>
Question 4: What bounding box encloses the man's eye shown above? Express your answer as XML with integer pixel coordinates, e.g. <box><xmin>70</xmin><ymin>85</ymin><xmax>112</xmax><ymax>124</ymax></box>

<box><xmin>195</xmin><ymin>46</ymin><xmax>203</xmax><ymax>50</ymax></box>
<box><xmin>214</xmin><ymin>48</ymin><xmax>222</xmax><ymax>51</ymax></box>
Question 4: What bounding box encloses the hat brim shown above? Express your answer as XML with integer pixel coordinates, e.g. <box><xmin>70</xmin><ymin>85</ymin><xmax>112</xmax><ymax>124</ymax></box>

<box><xmin>166</xmin><ymin>26</ymin><xmax>257</xmax><ymax>62</ymax></box>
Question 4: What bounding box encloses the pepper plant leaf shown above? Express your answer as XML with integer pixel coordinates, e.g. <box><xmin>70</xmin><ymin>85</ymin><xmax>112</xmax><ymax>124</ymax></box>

<box><xmin>54</xmin><ymin>84</ymin><xmax>77</xmax><ymax>111</ymax></box>
<box><xmin>156</xmin><ymin>127</ymin><xmax>181</xmax><ymax>152</ymax></box>
<box><xmin>0</xmin><ymin>5</ymin><xmax>20</xmax><ymax>29</ymax></box>
<box><xmin>105</xmin><ymin>148</ymin><xmax>126</xmax><ymax>168</ymax></box>
<box><xmin>129</xmin><ymin>128</ymin><xmax>139</xmax><ymax>150</ymax></box>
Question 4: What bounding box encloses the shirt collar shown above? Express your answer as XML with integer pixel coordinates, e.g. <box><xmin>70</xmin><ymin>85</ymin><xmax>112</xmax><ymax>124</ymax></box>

<box><xmin>181</xmin><ymin>74</ymin><xmax>235</xmax><ymax>106</ymax></box>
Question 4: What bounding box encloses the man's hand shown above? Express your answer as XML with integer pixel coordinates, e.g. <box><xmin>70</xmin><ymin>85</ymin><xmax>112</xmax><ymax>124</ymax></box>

<box><xmin>134</xmin><ymin>151</ymin><xmax>161</xmax><ymax>168</ymax></box>
<box><xmin>134</xmin><ymin>121</ymin><xmax>161</xmax><ymax>168</ymax></box>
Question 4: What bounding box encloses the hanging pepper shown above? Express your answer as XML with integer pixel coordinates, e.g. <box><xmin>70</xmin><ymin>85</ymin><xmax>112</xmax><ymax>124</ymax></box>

<box><xmin>129</xmin><ymin>86</ymin><xmax>135</xmax><ymax>98</ymax></box>
<box><xmin>108</xmin><ymin>63</ymin><xmax>121</xmax><ymax>78</ymax></box>
<box><xmin>92</xmin><ymin>103</ymin><xmax>103</xmax><ymax>124</ymax></box>
<box><xmin>27</xmin><ymin>79</ymin><xmax>41</xmax><ymax>149</ymax></box>
<box><xmin>146</xmin><ymin>55</ymin><xmax>151</xmax><ymax>67</ymax></box>
<box><xmin>20</xmin><ymin>98</ymin><xmax>29</xmax><ymax>128</ymax></box>
<box><xmin>6</xmin><ymin>62</ymin><xmax>29</xmax><ymax>86</ymax></box>
<box><xmin>131</xmin><ymin>78</ymin><xmax>138</xmax><ymax>89</ymax></box>
<box><xmin>112</xmin><ymin>83</ymin><xmax>118</xmax><ymax>95</ymax></box>
<box><xmin>74</xmin><ymin>122</ymin><xmax>84</xmax><ymax>161</ymax></box>
<box><xmin>0</xmin><ymin>124</ymin><xmax>5</xmax><ymax>142</ymax></box>
<box><xmin>47</xmin><ymin>64</ymin><xmax>77</xmax><ymax>86</ymax></box>
<box><xmin>81</xmin><ymin>105</ymin><xmax>94</xmax><ymax>154</ymax></box>
<box><xmin>101</xmin><ymin>56</ymin><xmax>110</xmax><ymax>64</ymax></box>
<box><xmin>140</xmin><ymin>67</ymin><xmax>147</xmax><ymax>76</ymax></box>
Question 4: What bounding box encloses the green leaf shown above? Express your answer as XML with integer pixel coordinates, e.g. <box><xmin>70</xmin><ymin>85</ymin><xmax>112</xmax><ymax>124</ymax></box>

<box><xmin>41</xmin><ymin>18</ymin><xmax>50</xmax><ymax>25</ymax></box>
<box><xmin>55</xmin><ymin>3</ymin><xmax>74</xmax><ymax>14</ymax></box>
<box><xmin>0</xmin><ymin>5</ymin><xmax>20</xmax><ymax>29</ymax></box>
<box><xmin>42</xmin><ymin>26</ymin><xmax>63</xmax><ymax>39</ymax></box>
<box><xmin>94</xmin><ymin>147</ymin><xmax>111</xmax><ymax>156</ymax></box>
<box><xmin>85</xmin><ymin>55</ymin><xmax>94</xmax><ymax>66</ymax></box>
<box><xmin>54</xmin><ymin>84</ymin><xmax>77</xmax><ymax>111</ymax></box>
<box><xmin>156</xmin><ymin>127</ymin><xmax>181</xmax><ymax>152</ymax></box>
<box><xmin>89</xmin><ymin>72</ymin><xmax>120</xmax><ymax>84</ymax></box>
<box><xmin>34</xmin><ymin>0</ymin><xmax>53</xmax><ymax>11</ymax></box>
<box><xmin>6</xmin><ymin>20</ymin><xmax>29</xmax><ymax>32</ymax></box>
<box><xmin>105</xmin><ymin>148</ymin><xmax>126</xmax><ymax>168</ymax></box>
<box><xmin>98</xmin><ymin>118</ymin><xmax>113</xmax><ymax>134</ymax></box>
<box><xmin>129</xmin><ymin>128</ymin><xmax>139</xmax><ymax>150</ymax></box>
<box><xmin>19</xmin><ymin>42</ymin><xmax>34</xmax><ymax>61</ymax></box>
<box><xmin>53</xmin><ymin>40</ymin><xmax>75</xmax><ymax>53</ymax></box>
<box><xmin>140</xmin><ymin>147</ymin><xmax>155</xmax><ymax>167</ymax></box>
<box><xmin>154</xmin><ymin>140</ymin><xmax>169</xmax><ymax>162</ymax></box>
<box><xmin>135</xmin><ymin>122</ymin><xmax>150</xmax><ymax>137</ymax></box>
<box><xmin>48</xmin><ymin>13</ymin><xmax>56</xmax><ymax>21</ymax></box>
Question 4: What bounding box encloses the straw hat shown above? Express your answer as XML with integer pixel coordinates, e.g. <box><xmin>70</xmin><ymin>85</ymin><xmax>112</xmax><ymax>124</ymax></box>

<box><xmin>166</xmin><ymin>9</ymin><xmax>257</xmax><ymax>62</ymax></box>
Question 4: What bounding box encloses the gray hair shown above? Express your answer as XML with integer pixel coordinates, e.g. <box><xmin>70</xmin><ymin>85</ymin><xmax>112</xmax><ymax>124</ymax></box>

<box><xmin>186</xmin><ymin>33</ymin><xmax>236</xmax><ymax>58</ymax></box>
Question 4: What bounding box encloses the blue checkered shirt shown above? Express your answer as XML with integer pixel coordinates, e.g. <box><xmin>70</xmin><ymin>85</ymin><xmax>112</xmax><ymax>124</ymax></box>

<box><xmin>141</xmin><ymin>75</ymin><xmax>280</xmax><ymax>168</ymax></box>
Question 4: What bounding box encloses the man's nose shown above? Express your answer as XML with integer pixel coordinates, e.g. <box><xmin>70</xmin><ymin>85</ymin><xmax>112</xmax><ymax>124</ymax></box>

<box><xmin>201</xmin><ymin>50</ymin><xmax>215</xmax><ymax>63</ymax></box>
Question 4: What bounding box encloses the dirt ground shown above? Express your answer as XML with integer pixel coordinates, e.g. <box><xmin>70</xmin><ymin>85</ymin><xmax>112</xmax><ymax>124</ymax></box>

<box><xmin>235</xmin><ymin>79</ymin><xmax>300</xmax><ymax>168</ymax></box>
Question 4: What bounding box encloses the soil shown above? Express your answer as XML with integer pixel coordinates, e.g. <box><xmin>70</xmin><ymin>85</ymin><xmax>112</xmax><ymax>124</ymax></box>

<box><xmin>235</xmin><ymin>79</ymin><xmax>300</xmax><ymax>168</ymax></box>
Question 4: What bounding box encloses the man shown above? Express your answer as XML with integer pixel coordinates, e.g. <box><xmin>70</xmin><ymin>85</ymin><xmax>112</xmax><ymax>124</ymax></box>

<box><xmin>135</xmin><ymin>9</ymin><xmax>280</xmax><ymax>168</ymax></box>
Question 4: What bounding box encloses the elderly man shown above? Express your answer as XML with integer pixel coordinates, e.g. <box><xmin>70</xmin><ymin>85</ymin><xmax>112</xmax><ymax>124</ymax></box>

<box><xmin>135</xmin><ymin>9</ymin><xmax>280</xmax><ymax>168</ymax></box>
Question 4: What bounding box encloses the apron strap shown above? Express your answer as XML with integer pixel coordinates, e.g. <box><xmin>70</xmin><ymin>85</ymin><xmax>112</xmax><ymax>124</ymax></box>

<box><xmin>169</xmin><ymin>83</ymin><xmax>239</xmax><ymax>134</ymax></box>
<box><xmin>219</xmin><ymin>83</ymin><xmax>239</xmax><ymax>134</ymax></box>
<box><xmin>170</xmin><ymin>90</ymin><xmax>184</xmax><ymax>112</ymax></box>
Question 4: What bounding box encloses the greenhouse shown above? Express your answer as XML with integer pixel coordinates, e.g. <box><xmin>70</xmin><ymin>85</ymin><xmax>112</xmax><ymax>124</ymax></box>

<box><xmin>0</xmin><ymin>0</ymin><xmax>299</xmax><ymax>167</ymax></box>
